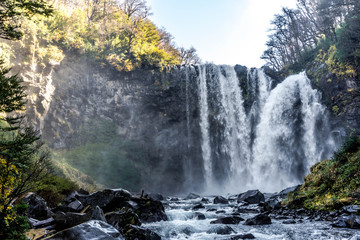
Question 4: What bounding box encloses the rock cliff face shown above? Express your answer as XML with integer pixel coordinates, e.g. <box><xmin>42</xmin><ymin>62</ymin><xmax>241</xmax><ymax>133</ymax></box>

<box><xmin>21</xmin><ymin>55</ymin><xmax>358</xmax><ymax>194</ymax></box>
<box><xmin>23</xmin><ymin>58</ymin><xmax>204</xmax><ymax>193</ymax></box>
<box><xmin>306</xmin><ymin>62</ymin><xmax>360</xmax><ymax>135</ymax></box>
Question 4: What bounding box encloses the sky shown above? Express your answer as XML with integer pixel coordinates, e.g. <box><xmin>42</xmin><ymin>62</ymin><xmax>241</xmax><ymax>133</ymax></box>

<box><xmin>147</xmin><ymin>0</ymin><xmax>298</xmax><ymax>68</ymax></box>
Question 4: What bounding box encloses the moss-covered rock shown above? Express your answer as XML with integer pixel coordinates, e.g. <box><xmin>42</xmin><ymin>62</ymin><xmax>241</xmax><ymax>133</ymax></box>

<box><xmin>284</xmin><ymin>136</ymin><xmax>360</xmax><ymax>210</ymax></box>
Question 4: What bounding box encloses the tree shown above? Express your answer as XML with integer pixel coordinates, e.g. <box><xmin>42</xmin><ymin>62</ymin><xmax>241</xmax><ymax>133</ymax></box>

<box><xmin>0</xmin><ymin>0</ymin><xmax>53</xmax><ymax>40</ymax></box>
<box><xmin>178</xmin><ymin>46</ymin><xmax>201</xmax><ymax>65</ymax></box>
<box><xmin>0</xmin><ymin>1</ymin><xmax>53</xmax><ymax>239</ymax></box>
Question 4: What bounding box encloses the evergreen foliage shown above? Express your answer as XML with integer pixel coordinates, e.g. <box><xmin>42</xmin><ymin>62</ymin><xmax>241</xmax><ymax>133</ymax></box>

<box><xmin>0</xmin><ymin>0</ymin><xmax>53</xmax><ymax>40</ymax></box>
<box><xmin>0</xmin><ymin>1</ymin><xmax>56</xmax><ymax>239</ymax></box>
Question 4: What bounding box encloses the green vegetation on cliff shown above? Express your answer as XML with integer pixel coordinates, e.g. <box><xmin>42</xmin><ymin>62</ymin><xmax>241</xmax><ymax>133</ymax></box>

<box><xmin>52</xmin><ymin>119</ymin><xmax>153</xmax><ymax>192</ymax></box>
<box><xmin>285</xmin><ymin>136</ymin><xmax>360</xmax><ymax>210</ymax></box>
<box><xmin>262</xmin><ymin>0</ymin><xmax>360</xmax><ymax>77</ymax></box>
<box><xmin>1</xmin><ymin>0</ymin><xmax>200</xmax><ymax>73</ymax></box>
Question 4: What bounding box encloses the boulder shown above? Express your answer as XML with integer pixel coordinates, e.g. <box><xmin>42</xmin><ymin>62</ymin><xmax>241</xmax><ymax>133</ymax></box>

<box><xmin>123</xmin><ymin>225</ymin><xmax>161</xmax><ymax>240</ymax></box>
<box><xmin>244</xmin><ymin>213</ymin><xmax>271</xmax><ymax>225</ymax></box>
<box><xmin>215</xmin><ymin>210</ymin><xmax>226</xmax><ymax>214</ymax></box>
<box><xmin>76</xmin><ymin>189</ymin><xmax>132</xmax><ymax>212</ymax></box>
<box><xmin>231</xmin><ymin>233</ymin><xmax>256</xmax><ymax>239</ymax></box>
<box><xmin>210</xmin><ymin>216</ymin><xmax>244</xmax><ymax>224</ymax></box>
<box><xmin>264</xmin><ymin>199</ymin><xmax>281</xmax><ymax>211</ymax></box>
<box><xmin>207</xmin><ymin>208</ymin><xmax>217</xmax><ymax>212</ymax></box>
<box><xmin>24</xmin><ymin>193</ymin><xmax>52</xmax><ymax>220</ymax></box>
<box><xmin>206</xmin><ymin>225</ymin><xmax>234</xmax><ymax>235</ymax></box>
<box><xmin>148</xmin><ymin>193</ymin><xmax>164</xmax><ymax>201</ymax></box>
<box><xmin>105</xmin><ymin>208</ymin><xmax>141</xmax><ymax>232</ymax></box>
<box><xmin>194</xmin><ymin>212</ymin><xmax>206</xmax><ymax>220</ymax></box>
<box><xmin>28</xmin><ymin>217</ymin><xmax>54</xmax><ymax>229</ymax></box>
<box><xmin>213</xmin><ymin>196</ymin><xmax>229</xmax><ymax>204</ymax></box>
<box><xmin>53</xmin><ymin>211</ymin><xmax>90</xmax><ymax>229</ymax></box>
<box><xmin>131</xmin><ymin>197</ymin><xmax>167</xmax><ymax>223</ymax></box>
<box><xmin>192</xmin><ymin>203</ymin><xmax>205</xmax><ymax>210</ymax></box>
<box><xmin>333</xmin><ymin>214</ymin><xmax>360</xmax><ymax>229</ymax></box>
<box><xmin>47</xmin><ymin>220</ymin><xmax>124</xmax><ymax>240</ymax></box>
<box><xmin>279</xmin><ymin>185</ymin><xmax>300</xmax><ymax>198</ymax></box>
<box><xmin>282</xmin><ymin>219</ymin><xmax>296</xmax><ymax>224</ymax></box>
<box><xmin>237</xmin><ymin>190</ymin><xmax>265</xmax><ymax>204</ymax></box>
<box><xmin>68</xmin><ymin>200</ymin><xmax>84</xmax><ymax>212</ymax></box>
<box><xmin>342</xmin><ymin>205</ymin><xmax>360</xmax><ymax>214</ymax></box>
<box><xmin>91</xmin><ymin>206</ymin><xmax>106</xmax><ymax>222</ymax></box>
<box><xmin>184</xmin><ymin>193</ymin><xmax>200</xmax><ymax>200</ymax></box>
<box><xmin>201</xmin><ymin>197</ymin><xmax>210</xmax><ymax>203</ymax></box>
<box><xmin>236</xmin><ymin>208</ymin><xmax>259</xmax><ymax>214</ymax></box>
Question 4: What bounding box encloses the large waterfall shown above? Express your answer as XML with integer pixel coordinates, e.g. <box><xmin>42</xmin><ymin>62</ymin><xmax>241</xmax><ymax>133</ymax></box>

<box><xmin>184</xmin><ymin>64</ymin><xmax>338</xmax><ymax>193</ymax></box>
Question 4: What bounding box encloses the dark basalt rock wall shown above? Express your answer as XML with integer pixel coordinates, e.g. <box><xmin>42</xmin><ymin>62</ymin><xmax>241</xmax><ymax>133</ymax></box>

<box><xmin>306</xmin><ymin>62</ymin><xmax>360</xmax><ymax>135</ymax></box>
<box><xmin>26</xmin><ymin>59</ymin><xmax>205</xmax><ymax>193</ymax></box>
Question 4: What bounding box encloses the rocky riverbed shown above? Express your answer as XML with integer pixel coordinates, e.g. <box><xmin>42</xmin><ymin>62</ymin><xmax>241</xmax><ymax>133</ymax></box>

<box><xmin>23</xmin><ymin>188</ymin><xmax>360</xmax><ymax>239</ymax></box>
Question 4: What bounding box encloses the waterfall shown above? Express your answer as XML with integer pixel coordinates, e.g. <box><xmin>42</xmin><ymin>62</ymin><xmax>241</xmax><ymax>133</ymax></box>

<box><xmin>192</xmin><ymin>64</ymin><xmax>338</xmax><ymax>193</ymax></box>
<box><xmin>198</xmin><ymin>65</ymin><xmax>213</xmax><ymax>189</ymax></box>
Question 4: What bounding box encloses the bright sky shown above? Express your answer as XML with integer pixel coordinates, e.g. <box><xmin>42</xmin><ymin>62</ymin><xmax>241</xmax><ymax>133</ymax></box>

<box><xmin>147</xmin><ymin>0</ymin><xmax>298</xmax><ymax>68</ymax></box>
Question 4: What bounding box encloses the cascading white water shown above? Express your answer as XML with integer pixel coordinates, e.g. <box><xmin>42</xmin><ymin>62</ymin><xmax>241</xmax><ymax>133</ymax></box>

<box><xmin>198</xmin><ymin>65</ymin><xmax>213</xmax><ymax>189</ymax></box>
<box><xmin>214</xmin><ymin>66</ymin><xmax>251</xmax><ymax>191</ymax></box>
<box><xmin>251</xmin><ymin>72</ymin><xmax>336</xmax><ymax>192</ymax></box>
<box><xmin>195</xmin><ymin>65</ymin><xmax>338</xmax><ymax>193</ymax></box>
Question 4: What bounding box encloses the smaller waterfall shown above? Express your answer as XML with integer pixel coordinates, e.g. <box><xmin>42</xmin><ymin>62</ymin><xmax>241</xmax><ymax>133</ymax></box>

<box><xmin>198</xmin><ymin>65</ymin><xmax>213</xmax><ymax>189</ymax></box>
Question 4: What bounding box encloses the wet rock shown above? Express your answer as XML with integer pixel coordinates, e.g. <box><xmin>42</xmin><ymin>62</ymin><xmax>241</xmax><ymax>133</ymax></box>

<box><xmin>210</xmin><ymin>216</ymin><xmax>244</xmax><ymax>224</ymax></box>
<box><xmin>132</xmin><ymin>197</ymin><xmax>168</xmax><ymax>223</ymax></box>
<box><xmin>332</xmin><ymin>216</ymin><xmax>348</xmax><ymax>228</ymax></box>
<box><xmin>236</xmin><ymin>208</ymin><xmax>260</xmax><ymax>214</ymax></box>
<box><xmin>265</xmin><ymin>199</ymin><xmax>281</xmax><ymax>210</ymax></box>
<box><xmin>65</xmin><ymin>191</ymin><xmax>78</xmax><ymax>204</ymax></box>
<box><xmin>105</xmin><ymin>208</ymin><xmax>141</xmax><ymax>232</ymax></box>
<box><xmin>169</xmin><ymin>197</ymin><xmax>179</xmax><ymax>202</ymax></box>
<box><xmin>238</xmin><ymin>190</ymin><xmax>265</xmax><ymax>204</ymax></box>
<box><xmin>78</xmin><ymin>188</ymin><xmax>90</xmax><ymax>195</ymax></box>
<box><xmin>194</xmin><ymin>212</ymin><xmax>206</xmax><ymax>220</ymax></box>
<box><xmin>333</xmin><ymin>214</ymin><xmax>360</xmax><ymax>229</ymax></box>
<box><xmin>346</xmin><ymin>214</ymin><xmax>360</xmax><ymax>229</ymax></box>
<box><xmin>68</xmin><ymin>199</ymin><xmax>84</xmax><ymax>212</ymax></box>
<box><xmin>123</xmin><ymin>225</ymin><xmax>161</xmax><ymax>240</ymax></box>
<box><xmin>207</xmin><ymin>208</ymin><xmax>217</xmax><ymax>212</ymax></box>
<box><xmin>282</xmin><ymin>219</ymin><xmax>296</xmax><ymax>224</ymax></box>
<box><xmin>244</xmin><ymin>213</ymin><xmax>271</xmax><ymax>225</ymax></box>
<box><xmin>201</xmin><ymin>197</ymin><xmax>210</xmax><ymax>203</ymax></box>
<box><xmin>47</xmin><ymin>220</ymin><xmax>124</xmax><ymax>240</ymax></box>
<box><xmin>206</xmin><ymin>225</ymin><xmax>235</xmax><ymax>235</ymax></box>
<box><xmin>91</xmin><ymin>206</ymin><xmax>106</xmax><ymax>222</ymax></box>
<box><xmin>28</xmin><ymin>217</ymin><xmax>54</xmax><ymax>229</ymax></box>
<box><xmin>214</xmin><ymin>196</ymin><xmax>229</xmax><ymax>204</ymax></box>
<box><xmin>185</xmin><ymin>193</ymin><xmax>200</xmax><ymax>200</ymax></box>
<box><xmin>148</xmin><ymin>193</ymin><xmax>164</xmax><ymax>201</ymax></box>
<box><xmin>24</xmin><ymin>193</ymin><xmax>52</xmax><ymax>220</ymax></box>
<box><xmin>180</xmin><ymin>226</ymin><xmax>195</xmax><ymax>236</ymax></box>
<box><xmin>76</xmin><ymin>188</ymin><xmax>132</xmax><ymax>212</ymax></box>
<box><xmin>192</xmin><ymin>203</ymin><xmax>205</xmax><ymax>210</ymax></box>
<box><xmin>54</xmin><ymin>211</ymin><xmax>90</xmax><ymax>229</ymax></box>
<box><xmin>215</xmin><ymin>210</ymin><xmax>226</xmax><ymax>214</ymax></box>
<box><xmin>231</xmin><ymin>233</ymin><xmax>256</xmax><ymax>239</ymax></box>
<box><xmin>342</xmin><ymin>205</ymin><xmax>360</xmax><ymax>214</ymax></box>
<box><xmin>279</xmin><ymin>185</ymin><xmax>300</xmax><ymax>198</ymax></box>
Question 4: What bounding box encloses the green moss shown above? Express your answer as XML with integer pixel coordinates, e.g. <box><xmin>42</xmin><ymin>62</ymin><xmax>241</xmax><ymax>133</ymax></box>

<box><xmin>284</xmin><ymin>136</ymin><xmax>360</xmax><ymax>211</ymax></box>
<box><xmin>52</xmin><ymin>119</ymin><xmax>152</xmax><ymax>192</ymax></box>
<box><xmin>35</xmin><ymin>174</ymin><xmax>78</xmax><ymax>207</ymax></box>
